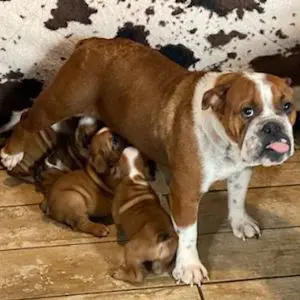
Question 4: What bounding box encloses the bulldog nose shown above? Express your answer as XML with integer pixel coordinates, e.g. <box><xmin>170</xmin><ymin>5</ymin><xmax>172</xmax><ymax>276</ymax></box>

<box><xmin>262</xmin><ymin>122</ymin><xmax>282</xmax><ymax>135</ymax></box>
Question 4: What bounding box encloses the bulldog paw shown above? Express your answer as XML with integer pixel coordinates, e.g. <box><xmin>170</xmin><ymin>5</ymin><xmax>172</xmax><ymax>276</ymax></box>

<box><xmin>230</xmin><ymin>213</ymin><xmax>261</xmax><ymax>240</ymax></box>
<box><xmin>0</xmin><ymin>149</ymin><xmax>23</xmax><ymax>170</ymax></box>
<box><xmin>172</xmin><ymin>249</ymin><xmax>209</xmax><ymax>286</ymax></box>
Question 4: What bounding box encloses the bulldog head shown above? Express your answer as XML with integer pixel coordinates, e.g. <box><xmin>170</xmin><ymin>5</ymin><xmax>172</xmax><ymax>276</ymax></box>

<box><xmin>89</xmin><ymin>127</ymin><xmax>126</xmax><ymax>173</ymax></box>
<box><xmin>202</xmin><ymin>72</ymin><xmax>296</xmax><ymax>166</ymax></box>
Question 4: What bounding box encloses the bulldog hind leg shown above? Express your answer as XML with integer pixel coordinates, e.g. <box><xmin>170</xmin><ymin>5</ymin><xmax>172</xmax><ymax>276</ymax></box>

<box><xmin>1</xmin><ymin>53</ymin><xmax>98</xmax><ymax>169</ymax></box>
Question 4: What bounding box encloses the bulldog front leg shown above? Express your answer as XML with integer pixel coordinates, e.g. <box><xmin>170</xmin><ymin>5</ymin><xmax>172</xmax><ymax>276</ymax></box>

<box><xmin>227</xmin><ymin>168</ymin><xmax>261</xmax><ymax>240</ymax></box>
<box><xmin>170</xmin><ymin>174</ymin><xmax>208</xmax><ymax>286</ymax></box>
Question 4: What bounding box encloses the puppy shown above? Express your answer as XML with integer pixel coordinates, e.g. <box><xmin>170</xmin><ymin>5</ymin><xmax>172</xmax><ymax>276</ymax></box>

<box><xmin>40</xmin><ymin>116</ymin><xmax>102</xmax><ymax>174</ymax></box>
<box><xmin>40</xmin><ymin>127</ymin><xmax>125</xmax><ymax>237</ymax></box>
<box><xmin>112</xmin><ymin>147</ymin><xmax>178</xmax><ymax>283</ymax></box>
<box><xmin>4</xmin><ymin>114</ymin><xmax>87</xmax><ymax>183</ymax></box>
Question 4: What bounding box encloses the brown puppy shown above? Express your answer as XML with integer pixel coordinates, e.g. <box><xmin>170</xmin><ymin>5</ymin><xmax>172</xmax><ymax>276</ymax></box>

<box><xmin>40</xmin><ymin>127</ymin><xmax>125</xmax><ymax>237</ymax></box>
<box><xmin>5</xmin><ymin>116</ymin><xmax>98</xmax><ymax>183</ymax></box>
<box><xmin>40</xmin><ymin>116</ymin><xmax>102</xmax><ymax>174</ymax></box>
<box><xmin>1</xmin><ymin>37</ymin><xmax>295</xmax><ymax>285</ymax></box>
<box><xmin>112</xmin><ymin>147</ymin><xmax>178</xmax><ymax>283</ymax></box>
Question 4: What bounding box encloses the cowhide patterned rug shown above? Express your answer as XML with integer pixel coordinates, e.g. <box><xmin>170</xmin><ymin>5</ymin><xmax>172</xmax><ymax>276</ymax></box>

<box><xmin>0</xmin><ymin>0</ymin><xmax>299</xmax><ymax>133</ymax></box>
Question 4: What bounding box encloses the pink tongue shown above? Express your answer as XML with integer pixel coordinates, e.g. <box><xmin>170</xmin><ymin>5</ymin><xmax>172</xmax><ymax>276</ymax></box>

<box><xmin>267</xmin><ymin>142</ymin><xmax>289</xmax><ymax>153</ymax></box>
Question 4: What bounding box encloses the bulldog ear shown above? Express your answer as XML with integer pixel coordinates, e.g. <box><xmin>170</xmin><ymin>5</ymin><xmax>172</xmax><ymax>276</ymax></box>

<box><xmin>89</xmin><ymin>153</ymin><xmax>107</xmax><ymax>174</ymax></box>
<box><xmin>202</xmin><ymin>84</ymin><xmax>229</xmax><ymax>111</ymax></box>
<box><xmin>284</xmin><ymin>77</ymin><xmax>292</xmax><ymax>86</ymax></box>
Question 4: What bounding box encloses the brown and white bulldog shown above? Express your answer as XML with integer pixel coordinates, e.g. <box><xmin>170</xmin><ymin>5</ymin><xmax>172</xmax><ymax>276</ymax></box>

<box><xmin>112</xmin><ymin>146</ymin><xmax>178</xmax><ymax>283</ymax></box>
<box><xmin>0</xmin><ymin>38</ymin><xmax>296</xmax><ymax>286</ymax></box>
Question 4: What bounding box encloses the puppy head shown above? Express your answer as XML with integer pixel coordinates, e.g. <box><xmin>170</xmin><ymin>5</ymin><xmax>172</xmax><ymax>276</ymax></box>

<box><xmin>202</xmin><ymin>72</ymin><xmax>295</xmax><ymax>166</ymax></box>
<box><xmin>89</xmin><ymin>127</ymin><xmax>125</xmax><ymax>174</ymax></box>
<box><xmin>152</xmin><ymin>230</ymin><xmax>178</xmax><ymax>274</ymax></box>
<box><xmin>117</xmin><ymin>147</ymin><xmax>148</xmax><ymax>182</ymax></box>
<box><xmin>74</xmin><ymin>117</ymin><xmax>103</xmax><ymax>159</ymax></box>
<box><xmin>141</xmin><ymin>226</ymin><xmax>178</xmax><ymax>275</ymax></box>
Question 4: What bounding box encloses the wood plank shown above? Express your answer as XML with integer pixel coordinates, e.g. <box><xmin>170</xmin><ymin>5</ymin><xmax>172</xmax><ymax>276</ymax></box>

<box><xmin>199</xmin><ymin>186</ymin><xmax>300</xmax><ymax>234</ymax></box>
<box><xmin>1</xmin><ymin>185</ymin><xmax>299</xmax><ymax>251</ymax></box>
<box><xmin>198</xmin><ymin>228</ymin><xmax>300</xmax><ymax>282</ymax></box>
<box><xmin>35</xmin><ymin>287</ymin><xmax>201</xmax><ymax>300</ymax></box>
<box><xmin>287</xmin><ymin>149</ymin><xmax>300</xmax><ymax>162</ymax></box>
<box><xmin>203</xmin><ymin>277</ymin><xmax>300</xmax><ymax>300</ymax></box>
<box><xmin>1</xmin><ymin>228</ymin><xmax>299</xmax><ymax>299</ymax></box>
<box><xmin>0</xmin><ymin>171</ymin><xmax>42</xmax><ymax>207</ymax></box>
<box><xmin>0</xmin><ymin>205</ymin><xmax>117</xmax><ymax>250</ymax></box>
<box><xmin>211</xmin><ymin>162</ymin><xmax>300</xmax><ymax>191</ymax></box>
<box><xmin>0</xmin><ymin>242</ymin><xmax>173</xmax><ymax>300</ymax></box>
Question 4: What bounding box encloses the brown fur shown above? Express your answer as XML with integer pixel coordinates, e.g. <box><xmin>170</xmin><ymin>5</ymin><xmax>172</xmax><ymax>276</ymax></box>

<box><xmin>8</xmin><ymin>127</ymin><xmax>59</xmax><ymax>183</ymax></box>
<box><xmin>3</xmin><ymin>38</ymin><xmax>294</xmax><ymax>230</ymax></box>
<box><xmin>266</xmin><ymin>75</ymin><xmax>296</xmax><ymax>124</ymax></box>
<box><xmin>112</xmin><ymin>148</ymin><xmax>178</xmax><ymax>283</ymax></box>
<box><xmin>202</xmin><ymin>73</ymin><xmax>295</xmax><ymax>146</ymax></box>
<box><xmin>40</xmin><ymin>128</ymin><xmax>125</xmax><ymax>237</ymax></box>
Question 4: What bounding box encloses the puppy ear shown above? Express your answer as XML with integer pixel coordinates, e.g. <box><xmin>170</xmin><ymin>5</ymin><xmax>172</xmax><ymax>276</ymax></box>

<box><xmin>89</xmin><ymin>152</ymin><xmax>107</xmax><ymax>174</ymax></box>
<box><xmin>202</xmin><ymin>84</ymin><xmax>230</xmax><ymax>111</ymax></box>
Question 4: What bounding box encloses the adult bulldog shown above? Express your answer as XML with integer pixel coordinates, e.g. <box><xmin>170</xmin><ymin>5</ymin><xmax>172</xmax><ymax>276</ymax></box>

<box><xmin>1</xmin><ymin>38</ymin><xmax>295</xmax><ymax>286</ymax></box>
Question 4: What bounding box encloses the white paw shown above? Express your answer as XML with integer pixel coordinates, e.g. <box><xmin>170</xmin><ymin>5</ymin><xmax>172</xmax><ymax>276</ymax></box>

<box><xmin>0</xmin><ymin>149</ymin><xmax>24</xmax><ymax>170</ymax></box>
<box><xmin>230</xmin><ymin>213</ymin><xmax>261</xmax><ymax>240</ymax></box>
<box><xmin>172</xmin><ymin>249</ymin><xmax>209</xmax><ymax>286</ymax></box>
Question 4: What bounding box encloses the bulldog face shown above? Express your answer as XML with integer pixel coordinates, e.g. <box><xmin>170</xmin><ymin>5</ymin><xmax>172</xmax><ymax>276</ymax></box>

<box><xmin>89</xmin><ymin>127</ymin><xmax>126</xmax><ymax>173</ymax></box>
<box><xmin>202</xmin><ymin>72</ymin><xmax>296</xmax><ymax>167</ymax></box>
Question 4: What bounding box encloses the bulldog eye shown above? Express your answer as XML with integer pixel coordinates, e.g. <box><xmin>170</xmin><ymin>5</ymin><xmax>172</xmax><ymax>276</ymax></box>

<box><xmin>241</xmin><ymin>107</ymin><xmax>255</xmax><ymax>118</ymax></box>
<box><xmin>282</xmin><ymin>102</ymin><xmax>292</xmax><ymax>114</ymax></box>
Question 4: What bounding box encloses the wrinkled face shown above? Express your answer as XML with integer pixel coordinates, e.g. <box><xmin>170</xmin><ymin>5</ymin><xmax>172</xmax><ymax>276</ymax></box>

<box><xmin>89</xmin><ymin>127</ymin><xmax>126</xmax><ymax>173</ymax></box>
<box><xmin>203</xmin><ymin>73</ymin><xmax>296</xmax><ymax>167</ymax></box>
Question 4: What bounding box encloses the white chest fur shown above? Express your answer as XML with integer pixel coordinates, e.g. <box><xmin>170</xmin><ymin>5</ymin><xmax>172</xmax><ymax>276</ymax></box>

<box><xmin>198</xmin><ymin>131</ymin><xmax>246</xmax><ymax>193</ymax></box>
<box><xmin>191</xmin><ymin>73</ymin><xmax>247</xmax><ymax>193</ymax></box>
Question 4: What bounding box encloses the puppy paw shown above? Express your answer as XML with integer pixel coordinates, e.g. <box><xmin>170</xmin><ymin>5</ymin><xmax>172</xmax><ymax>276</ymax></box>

<box><xmin>0</xmin><ymin>148</ymin><xmax>23</xmax><ymax>170</ymax></box>
<box><xmin>111</xmin><ymin>266</ymin><xmax>144</xmax><ymax>284</ymax></box>
<box><xmin>92</xmin><ymin>224</ymin><xmax>110</xmax><ymax>237</ymax></box>
<box><xmin>230</xmin><ymin>213</ymin><xmax>261</xmax><ymax>240</ymax></box>
<box><xmin>172</xmin><ymin>249</ymin><xmax>208</xmax><ymax>286</ymax></box>
<box><xmin>152</xmin><ymin>260</ymin><xmax>164</xmax><ymax>275</ymax></box>
<box><xmin>111</xmin><ymin>267</ymin><xmax>128</xmax><ymax>281</ymax></box>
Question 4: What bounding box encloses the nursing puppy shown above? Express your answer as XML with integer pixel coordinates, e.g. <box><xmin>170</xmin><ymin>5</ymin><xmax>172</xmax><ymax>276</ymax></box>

<box><xmin>1</xmin><ymin>38</ymin><xmax>296</xmax><ymax>286</ymax></box>
<box><xmin>5</xmin><ymin>116</ymin><xmax>98</xmax><ymax>183</ymax></box>
<box><xmin>42</xmin><ymin>116</ymin><xmax>102</xmax><ymax>173</ymax></box>
<box><xmin>112</xmin><ymin>147</ymin><xmax>178</xmax><ymax>284</ymax></box>
<box><xmin>40</xmin><ymin>127</ymin><xmax>125</xmax><ymax>237</ymax></box>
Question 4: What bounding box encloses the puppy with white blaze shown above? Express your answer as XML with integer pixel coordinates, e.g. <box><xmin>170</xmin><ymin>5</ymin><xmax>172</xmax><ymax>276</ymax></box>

<box><xmin>0</xmin><ymin>38</ymin><xmax>296</xmax><ymax>286</ymax></box>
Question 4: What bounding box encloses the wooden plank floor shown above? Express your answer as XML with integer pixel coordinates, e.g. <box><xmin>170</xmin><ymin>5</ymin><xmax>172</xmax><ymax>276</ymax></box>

<box><xmin>1</xmin><ymin>152</ymin><xmax>300</xmax><ymax>300</ymax></box>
